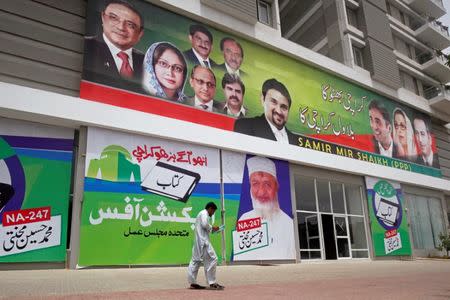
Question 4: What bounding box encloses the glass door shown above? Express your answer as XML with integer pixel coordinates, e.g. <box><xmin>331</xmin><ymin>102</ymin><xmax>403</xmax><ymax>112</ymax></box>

<box><xmin>334</xmin><ymin>215</ymin><xmax>350</xmax><ymax>259</ymax></box>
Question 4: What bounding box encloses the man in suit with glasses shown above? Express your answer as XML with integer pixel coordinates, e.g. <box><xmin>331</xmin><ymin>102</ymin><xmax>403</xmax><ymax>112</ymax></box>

<box><xmin>83</xmin><ymin>0</ymin><xmax>145</xmax><ymax>92</ymax></box>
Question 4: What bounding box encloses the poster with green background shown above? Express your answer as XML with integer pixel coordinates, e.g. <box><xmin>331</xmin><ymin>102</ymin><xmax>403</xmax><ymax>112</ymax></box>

<box><xmin>365</xmin><ymin>176</ymin><xmax>412</xmax><ymax>257</ymax></box>
<box><xmin>80</xmin><ymin>0</ymin><xmax>441</xmax><ymax>177</ymax></box>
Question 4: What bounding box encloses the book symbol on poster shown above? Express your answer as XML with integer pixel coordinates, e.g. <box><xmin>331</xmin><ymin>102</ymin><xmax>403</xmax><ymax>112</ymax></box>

<box><xmin>141</xmin><ymin>162</ymin><xmax>200</xmax><ymax>203</ymax></box>
<box><xmin>376</xmin><ymin>197</ymin><xmax>399</xmax><ymax>226</ymax></box>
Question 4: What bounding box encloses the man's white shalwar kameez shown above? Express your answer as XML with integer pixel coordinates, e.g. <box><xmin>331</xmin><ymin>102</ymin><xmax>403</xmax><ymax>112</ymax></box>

<box><xmin>187</xmin><ymin>209</ymin><xmax>217</xmax><ymax>285</ymax></box>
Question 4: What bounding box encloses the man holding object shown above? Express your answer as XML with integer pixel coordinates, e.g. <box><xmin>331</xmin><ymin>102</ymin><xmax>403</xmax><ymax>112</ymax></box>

<box><xmin>187</xmin><ymin>202</ymin><xmax>224</xmax><ymax>290</ymax></box>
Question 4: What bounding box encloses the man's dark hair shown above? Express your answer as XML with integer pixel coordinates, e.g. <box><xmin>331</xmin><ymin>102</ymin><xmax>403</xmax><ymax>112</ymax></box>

<box><xmin>413</xmin><ymin>114</ymin><xmax>431</xmax><ymax>133</ymax></box>
<box><xmin>262</xmin><ymin>79</ymin><xmax>292</xmax><ymax>107</ymax></box>
<box><xmin>219</xmin><ymin>37</ymin><xmax>244</xmax><ymax>58</ymax></box>
<box><xmin>369</xmin><ymin>100</ymin><xmax>391</xmax><ymax>125</ymax></box>
<box><xmin>103</xmin><ymin>0</ymin><xmax>144</xmax><ymax>29</ymax></box>
<box><xmin>222</xmin><ymin>73</ymin><xmax>245</xmax><ymax>95</ymax></box>
<box><xmin>205</xmin><ymin>202</ymin><xmax>217</xmax><ymax>210</ymax></box>
<box><xmin>189</xmin><ymin>24</ymin><xmax>213</xmax><ymax>43</ymax></box>
<box><xmin>190</xmin><ymin>65</ymin><xmax>216</xmax><ymax>84</ymax></box>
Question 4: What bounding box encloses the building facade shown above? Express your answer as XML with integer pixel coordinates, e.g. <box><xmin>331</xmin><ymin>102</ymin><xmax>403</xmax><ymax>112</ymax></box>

<box><xmin>0</xmin><ymin>0</ymin><xmax>449</xmax><ymax>269</ymax></box>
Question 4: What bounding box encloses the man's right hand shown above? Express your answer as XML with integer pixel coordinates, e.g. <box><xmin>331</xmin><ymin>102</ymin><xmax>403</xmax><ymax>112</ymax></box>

<box><xmin>212</xmin><ymin>226</ymin><xmax>219</xmax><ymax>232</ymax></box>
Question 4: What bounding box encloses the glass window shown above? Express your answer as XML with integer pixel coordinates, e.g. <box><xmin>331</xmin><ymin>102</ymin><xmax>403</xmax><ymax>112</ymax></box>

<box><xmin>352</xmin><ymin>250</ymin><xmax>369</xmax><ymax>258</ymax></box>
<box><xmin>331</xmin><ymin>182</ymin><xmax>345</xmax><ymax>214</ymax></box>
<box><xmin>297</xmin><ymin>212</ymin><xmax>320</xmax><ymax>250</ymax></box>
<box><xmin>317</xmin><ymin>180</ymin><xmax>331</xmax><ymax>212</ymax></box>
<box><xmin>345</xmin><ymin>184</ymin><xmax>363</xmax><ymax>215</ymax></box>
<box><xmin>348</xmin><ymin>216</ymin><xmax>368</xmax><ymax>249</ymax></box>
<box><xmin>257</xmin><ymin>0</ymin><xmax>272</xmax><ymax>26</ymax></box>
<box><xmin>337</xmin><ymin>238</ymin><xmax>350</xmax><ymax>258</ymax></box>
<box><xmin>346</xmin><ymin>7</ymin><xmax>358</xmax><ymax>27</ymax></box>
<box><xmin>295</xmin><ymin>176</ymin><xmax>316</xmax><ymax>211</ymax></box>
<box><xmin>352</xmin><ymin>46</ymin><xmax>364</xmax><ymax>68</ymax></box>
<box><xmin>335</xmin><ymin>216</ymin><xmax>348</xmax><ymax>237</ymax></box>
<box><xmin>300</xmin><ymin>251</ymin><xmax>321</xmax><ymax>260</ymax></box>
<box><xmin>428</xmin><ymin>198</ymin><xmax>445</xmax><ymax>247</ymax></box>
<box><xmin>408</xmin><ymin>194</ymin><xmax>437</xmax><ymax>249</ymax></box>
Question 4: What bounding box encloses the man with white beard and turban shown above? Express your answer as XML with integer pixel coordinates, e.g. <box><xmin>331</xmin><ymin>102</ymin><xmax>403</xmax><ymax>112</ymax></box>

<box><xmin>235</xmin><ymin>156</ymin><xmax>295</xmax><ymax>260</ymax></box>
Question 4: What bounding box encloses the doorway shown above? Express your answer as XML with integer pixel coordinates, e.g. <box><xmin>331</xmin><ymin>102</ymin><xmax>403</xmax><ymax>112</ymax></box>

<box><xmin>321</xmin><ymin>214</ymin><xmax>337</xmax><ymax>260</ymax></box>
<box><xmin>293</xmin><ymin>166</ymin><xmax>370</xmax><ymax>260</ymax></box>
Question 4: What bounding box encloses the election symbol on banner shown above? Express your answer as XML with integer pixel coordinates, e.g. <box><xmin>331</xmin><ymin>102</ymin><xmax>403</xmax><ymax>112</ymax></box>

<box><xmin>0</xmin><ymin>137</ymin><xmax>26</xmax><ymax>217</ymax></box>
<box><xmin>141</xmin><ymin>162</ymin><xmax>200</xmax><ymax>203</ymax></box>
<box><xmin>372</xmin><ymin>180</ymin><xmax>402</xmax><ymax>230</ymax></box>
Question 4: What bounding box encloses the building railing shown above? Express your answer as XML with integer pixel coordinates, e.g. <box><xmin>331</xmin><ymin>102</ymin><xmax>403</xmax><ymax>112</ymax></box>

<box><xmin>424</xmin><ymin>86</ymin><xmax>441</xmax><ymax>100</ymax></box>
<box><xmin>424</xmin><ymin>85</ymin><xmax>450</xmax><ymax>100</ymax></box>
<box><xmin>416</xmin><ymin>51</ymin><xmax>448</xmax><ymax>65</ymax></box>
<box><xmin>431</xmin><ymin>0</ymin><xmax>444</xmax><ymax>8</ymax></box>
<box><xmin>429</xmin><ymin>20</ymin><xmax>450</xmax><ymax>37</ymax></box>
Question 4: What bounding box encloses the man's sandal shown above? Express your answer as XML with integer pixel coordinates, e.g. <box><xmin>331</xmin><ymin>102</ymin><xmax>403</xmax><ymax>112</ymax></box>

<box><xmin>209</xmin><ymin>283</ymin><xmax>225</xmax><ymax>290</ymax></box>
<box><xmin>190</xmin><ymin>283</ymin><xmax>206</xmax><ymax>289</ymax></box>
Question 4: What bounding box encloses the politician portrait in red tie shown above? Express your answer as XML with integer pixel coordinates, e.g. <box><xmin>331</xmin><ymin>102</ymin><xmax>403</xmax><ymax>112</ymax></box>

<box><xmin>83</xmin><ymin>0</ymin><xmax>145</xmax><ymax>92</ymax></box>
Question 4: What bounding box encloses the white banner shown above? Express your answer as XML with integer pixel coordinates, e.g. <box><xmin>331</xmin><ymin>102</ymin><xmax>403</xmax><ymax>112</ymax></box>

<box><xmin>0</xmin><ymin>215</ymin><xmax>61</xmax><ymax>256</ymax></box>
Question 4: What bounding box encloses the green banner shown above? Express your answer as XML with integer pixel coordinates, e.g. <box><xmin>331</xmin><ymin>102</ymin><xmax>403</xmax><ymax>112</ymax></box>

<box><xmin>0</xmin><ymin>127</ymin><xmax>74</xmax><ymax>262</ymax></box>
<box><xmin>365</xmin><ymin>177</ymin><xmax>412</xmax><ymax>256</ymax></box>
<box><xmin>81</xmin><ymin>0</ymin><xmax>441</xmax><ymax>177</ymax></box>
<box><xmin>78</xmin><ymin>127</ymin><xmax>223</xmax><ymax>266</ymax></box>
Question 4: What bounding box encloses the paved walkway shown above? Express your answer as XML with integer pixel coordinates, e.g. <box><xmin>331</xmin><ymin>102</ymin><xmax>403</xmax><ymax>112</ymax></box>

<box><xmin>1</xmin><ymin>259</ymin><xmax>450</xmax><ymax>299</ymax></box>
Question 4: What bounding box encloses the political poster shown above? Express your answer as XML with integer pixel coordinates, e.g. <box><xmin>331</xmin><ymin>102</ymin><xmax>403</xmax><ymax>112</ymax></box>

<box><xmin>365</xmin><ymin>176</ymin><xmax>412</xmax><ymax>256</ymax></box>
<box><xmin>80</xmin><ymin>0</ymin><xmax>441</xmax><ymax>177</ymax></box>
<box><xmin>78</xmin><ymin>127</ymin><xmax>222</xmax><ymax>266</ymax></box>
<box><xmin>222</xmin><ymin>152</ymin><xmax>296</xmax><ymax>261</ymax></box>
<box><xmin>0</xmin><ymin>118</ymin><xmax>74</xmax><ymax>262</ymax></box>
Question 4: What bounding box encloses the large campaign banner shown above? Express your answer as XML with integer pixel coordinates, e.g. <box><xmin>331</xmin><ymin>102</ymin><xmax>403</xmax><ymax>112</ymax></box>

<box><xmin>365</xmin><ymin>177</ymin><xmax>412</xmax><ymax>256</ymax></box>
<box><xmin>78</xmin><ymin>127</ymin><xmax>222</xmax><ymax>266</ymax></box>
<box><xmin>80</xmin><ymin>0</ymin><xmax>441</xmax><ymax>178</ymax></box>
<box><xmin>0</xmin><ymin>118</ymin><xmax>74</xmax><ymax>262</ymax></box>
<box><xmin>222</xmin><ymin>152</ymin><xmax>296</xmax><ymax>261</ymax></box>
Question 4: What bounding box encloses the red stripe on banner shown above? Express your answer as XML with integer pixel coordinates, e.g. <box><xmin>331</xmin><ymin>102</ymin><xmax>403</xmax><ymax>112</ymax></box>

<box><xmin>309</xmin><ymin>134</ymin><xmax>375</xmax><ymax>152</ymax></box>
<box><xmin>79</xmin><ymin>81</ymin><xmax>236</xmax><ymax>131</ymax></box>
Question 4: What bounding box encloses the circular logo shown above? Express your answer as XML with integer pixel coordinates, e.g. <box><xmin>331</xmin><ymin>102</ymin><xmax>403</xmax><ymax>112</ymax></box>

<box><xmin>372</xmin><ymin>180</ymin><xmax>402</xmax><ymax>230</ymax></box>
<box><xmin>0</xmin><ymin>137</ymin><xmax>26</xmax><ymax>218</ymax></box>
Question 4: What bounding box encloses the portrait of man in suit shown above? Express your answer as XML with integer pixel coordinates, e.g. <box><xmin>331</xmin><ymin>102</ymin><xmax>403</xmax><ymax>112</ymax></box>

<box><xmin>83</xmin><ymin>0</ymin><xmax>145</xmax><ymax>92</ymax></box>
<box><xmin>217</xmin><ymin>73</ymin><xmax>247</xmax><ymax>118</ymax></box>
<box><xmin>183</xmin><ymin>24</ymin><xmax>217</xmax><ymax>69</ymax></box>
<box><xmin>413</xmin><ymin>115</ymin><xmax>440</xmax><ymax>168</ymax></box>
<box><xmin>234</xmin><ymin>78</ymin><xmax>297</xmax><ymax>144</ymax></box>
<box><xmin>217</xmin><ymin>37</ymin><xmax>245</xmax><ymax>77</ymax></box>
<box><xmin>186</xmin><ymin>65</ymin><xmax>220</xmax><ymax>112</ymax></box>
<box><xmin>369</xmin><ymin>100</ymin><xmax>399</xmax><ymax>158</ymax></box>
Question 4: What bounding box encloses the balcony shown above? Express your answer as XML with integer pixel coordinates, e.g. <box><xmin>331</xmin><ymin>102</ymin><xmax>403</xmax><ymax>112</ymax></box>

<box><xmin>404</xmin><ymin>0</ymin><xmax>446</xmax><ymax>19</ymax></box>
<box><xmin>428</xmin><ymin>85</ymin><xmax>450</xmax><ymax>112</ymax></box>
<box><xmin>417</xmin><ymin>52</ymin><xmax>450</xmax><ymax>83</ymax></box>
<box><xmin>415</xmin><ymin>20</ymin><xmax>450</xmax><ymax>49</ymax></box>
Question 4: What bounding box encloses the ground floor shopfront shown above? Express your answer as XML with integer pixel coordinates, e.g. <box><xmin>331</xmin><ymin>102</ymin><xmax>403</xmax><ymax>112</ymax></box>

<box><xmin>1</xmin><ymin>117</ymin><xmax>448</xmax><ymax>269</ymax></box>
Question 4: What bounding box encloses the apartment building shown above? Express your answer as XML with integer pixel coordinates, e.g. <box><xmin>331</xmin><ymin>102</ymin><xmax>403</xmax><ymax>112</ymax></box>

<box><xmin>0</xmin><ymin>0</ymin><xmax>449</xmax><ymax>269</ymax></box>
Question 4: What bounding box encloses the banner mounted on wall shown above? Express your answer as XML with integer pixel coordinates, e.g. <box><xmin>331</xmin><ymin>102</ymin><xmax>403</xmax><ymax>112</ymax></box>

<box><xmin>79</xmin><ymin>127</ymin><xmax>296</xmax><ymax>266</ymax></box>
<box><xmin>365</xmin><ymin>176</ymin><xmax>412</xmax><ymax>257</ymax></box>
<box><xmin>225</xmin><ymin>153</ymin><xmax>296</xmax><ymax>261</ymax></box>
<box><xmin>78</xmin><ymin>127</ymin><xmax>222</xmax><ymax>266</ymax></box>
<box><xmin>80</xmin><ymin>0</ymin><xmax>441</xmax><ymax>177</ymax></box>
<box><xmin>0</xmin><ymin>118</ymin><xmax>74</xmax><ymax>263</ymax></box>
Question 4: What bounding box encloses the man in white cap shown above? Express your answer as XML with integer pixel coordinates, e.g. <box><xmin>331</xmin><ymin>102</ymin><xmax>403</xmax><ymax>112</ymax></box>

<box><xmin>235</xmin><ymin>156</ymin><xmax>295</xmax><ymax>260</ymax></box>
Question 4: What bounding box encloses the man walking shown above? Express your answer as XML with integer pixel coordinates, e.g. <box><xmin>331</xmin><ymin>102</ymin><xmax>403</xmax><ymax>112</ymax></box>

<box><xmin>187</xmin><ymin>202</ymin><xmax>224</xmax><ymax>290</ymax></box>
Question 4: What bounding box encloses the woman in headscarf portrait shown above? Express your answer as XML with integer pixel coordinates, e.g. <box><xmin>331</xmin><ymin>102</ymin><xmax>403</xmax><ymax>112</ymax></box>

<box><xmin>392</xmin><ymin>108</ymin><xmax>417</xmax><ymax>160</ymax></box>
<box><xmin>143</xmin><ymin>42</ymin><xmax>188</xmax><ymax>102</ymax></box>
